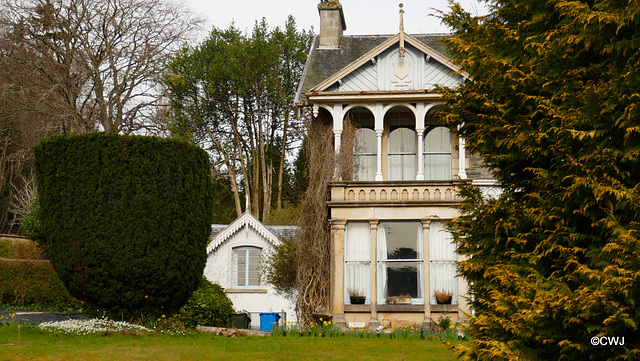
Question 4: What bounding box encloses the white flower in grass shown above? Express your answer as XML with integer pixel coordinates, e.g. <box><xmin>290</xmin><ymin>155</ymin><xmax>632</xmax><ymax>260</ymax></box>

<box><xmin>39</xmin><ymin>318</ymin><xmax>152</xmax><ymax>335</ymax></box>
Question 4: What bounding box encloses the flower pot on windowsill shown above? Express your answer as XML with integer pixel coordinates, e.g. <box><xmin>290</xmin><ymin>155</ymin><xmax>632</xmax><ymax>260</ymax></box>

<box><xmin>350</xmin><ymin>296</ymin><xmax>366</xmax><ymax>304</ymax></box>
<box><xmin>434</xmin><ymin>290</ymin><xmax>453</xmax><ymax>304</ymax></box>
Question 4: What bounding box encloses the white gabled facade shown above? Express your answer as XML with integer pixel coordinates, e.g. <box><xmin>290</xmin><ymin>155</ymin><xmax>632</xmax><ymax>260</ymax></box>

<box><xmin>203</xmin><ymin>212</ymin><xmax>297</xmax><ymax>328</ymax></box>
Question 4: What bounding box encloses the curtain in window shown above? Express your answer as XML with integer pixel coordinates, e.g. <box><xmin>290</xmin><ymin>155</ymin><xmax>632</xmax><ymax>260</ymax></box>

<box><xmin>388</xmin><ymin>127</ymin><xmax>416</xmax><ymax>180</ymax></box>
<box><xmin>232</xmin><ymin>247</ymin><xmax>262</xmax><ymax>288</ymax></box>
<box><xmin>354</xmin><ymin>128</ymin><xmax>377</xmax><ymax>181</ymax></box>
<box><xmin>429</xmin><ymin>221</ymin><xmax>457</xmax><ymax>304</ymax></box>
<box><xmin>345</xmin><ymin>222</ymin><xmax>371</xmax><ymax>302</ymax></box>
<box><xmin>424</xmin><ymin>127</ymin><xmax>451</xmax><ymax>180</ymax></box>
<box><xmin>377</xmin><ymin>224</ymin><xmax>388</xmax><ymax>302</ymax></box>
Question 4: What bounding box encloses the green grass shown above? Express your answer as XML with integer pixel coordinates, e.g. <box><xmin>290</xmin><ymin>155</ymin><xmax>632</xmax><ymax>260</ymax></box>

<box><xmin>0</xmin><ymin>323</ymin><xmax>459</xmax><ymax>360</ymax></box>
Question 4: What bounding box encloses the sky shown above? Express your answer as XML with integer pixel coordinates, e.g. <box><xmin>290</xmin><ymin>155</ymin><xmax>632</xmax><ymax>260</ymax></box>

<box><xmin>184</xmin><ymin>0</ymin><xmax>488</xmax><ymax>40</ymax></box>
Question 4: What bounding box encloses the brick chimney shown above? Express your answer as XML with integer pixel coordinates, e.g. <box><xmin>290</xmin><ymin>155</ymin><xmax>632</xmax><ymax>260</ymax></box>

<box><xmin>318</xmin><ymin>0</ymin><xmax>347</xmax><ymax>48</ymax></box>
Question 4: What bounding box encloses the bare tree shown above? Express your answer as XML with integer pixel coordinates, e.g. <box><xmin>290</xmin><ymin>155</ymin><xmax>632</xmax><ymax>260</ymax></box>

<box><xmin>0</xmin><ymin>0</ymin><xmax>202</xmax><ymax>134</ymax></box>
<box><xmin>0</xmin><ymin>0</ymin><xmax>200</xmax><ymax>233</ymax></box>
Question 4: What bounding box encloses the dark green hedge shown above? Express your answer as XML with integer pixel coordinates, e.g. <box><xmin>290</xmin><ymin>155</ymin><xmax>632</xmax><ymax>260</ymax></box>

<box><xmin>0</xmin><ymin>258</ymin><xmax>80</xmax><ymax>310</ymax></box>
<box><xmin>34</xmin><ymin>133</ymin><xmax>214</xmax><ymax>318</ymax></box>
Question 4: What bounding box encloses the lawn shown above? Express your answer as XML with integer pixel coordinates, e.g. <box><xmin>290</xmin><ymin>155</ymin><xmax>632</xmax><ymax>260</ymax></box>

<box><xmin>0</xmin><ymin>323</ymin><xmax>460</xmax><ymax>360</ymax></box>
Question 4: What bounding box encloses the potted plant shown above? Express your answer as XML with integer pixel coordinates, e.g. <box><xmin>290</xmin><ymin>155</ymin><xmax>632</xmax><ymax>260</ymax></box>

<box><xmin>434</xmin><ymin>289</ymin><xmax>453</xmax><ymax>304</ymax></box>
<box><xmin>348</xmin><ymin>288</ymin><xmax>366</xmax><ymax>304</ymax></box>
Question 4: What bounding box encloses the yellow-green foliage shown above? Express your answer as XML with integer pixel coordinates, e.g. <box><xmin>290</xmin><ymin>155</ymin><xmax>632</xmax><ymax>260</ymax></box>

<box><xmin>440</xmin><ymin>0</ymin><xmax>640</xmax><ymax>360</ymax></box>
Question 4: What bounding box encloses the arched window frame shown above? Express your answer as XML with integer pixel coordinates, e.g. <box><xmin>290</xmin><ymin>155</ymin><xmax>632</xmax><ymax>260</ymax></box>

<box><xmin>423</xmin><ymin>126</ymin><xmax>452</xmax><ymax>180</ymax></box>
<box><xmin>232</xmin><ymin>246</ymin><xmax>262</xmax><ymax>289</ymax></box>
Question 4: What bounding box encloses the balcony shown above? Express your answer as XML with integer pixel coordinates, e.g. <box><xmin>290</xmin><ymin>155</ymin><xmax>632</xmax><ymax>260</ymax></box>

<box><xmin>329</xmin><ymin>180</ymin><xmax>463</xmax><ymax>207</ymax></box>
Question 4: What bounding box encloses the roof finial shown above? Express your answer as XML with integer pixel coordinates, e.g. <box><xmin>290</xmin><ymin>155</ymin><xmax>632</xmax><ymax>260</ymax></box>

<box><xmin>399</xmin><ymin>3</ymin><xmax>405</xmax><ymax>33</ymax></box>
<box><xmin>399</xmin><ymin>3</ymin><xmax>405</xmax><ymax>58</ymax></box>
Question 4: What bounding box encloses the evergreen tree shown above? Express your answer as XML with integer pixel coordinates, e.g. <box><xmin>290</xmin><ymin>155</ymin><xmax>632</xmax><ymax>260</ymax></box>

<box><xmin>34</xmin><ymin>133</ymin><xmax>214</xmax><ymax>319</ymax></box>
<box><xmin>440</xmin><ymin>0</ymin><xmax>640</xmax><ymax>359</ymax></box>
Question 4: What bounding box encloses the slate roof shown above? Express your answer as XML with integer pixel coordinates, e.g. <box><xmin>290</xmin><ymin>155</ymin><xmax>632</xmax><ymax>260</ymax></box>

<box><xmin>295</xmin><ymin>33</ymin><xmax>451</xmax><ymax>103</ymax></box>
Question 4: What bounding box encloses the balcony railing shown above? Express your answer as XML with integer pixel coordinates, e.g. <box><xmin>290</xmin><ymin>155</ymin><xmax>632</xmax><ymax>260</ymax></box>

<box><xmin>329</xmin><ymin>180</ymin><xmax>463</xmax><ymax>205</ymax></box>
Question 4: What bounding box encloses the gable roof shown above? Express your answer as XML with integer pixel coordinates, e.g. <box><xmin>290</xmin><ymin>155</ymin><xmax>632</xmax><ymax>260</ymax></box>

<box><xmin>206</xmin><ymin>212</ymin><xmax>295</xmax><ymax>254</ymax></box>
<box><xmin>295</xmin><ymin>32</ymin><xmax>462</xmax><ymax>104</ymax></box>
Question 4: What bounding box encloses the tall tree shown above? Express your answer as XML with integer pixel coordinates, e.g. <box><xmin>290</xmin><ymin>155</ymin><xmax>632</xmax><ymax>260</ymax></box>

<box><xmin>165</xmin><ymin>17</ymin><xmax>311</xmax><ymax>221</ymax></box>
<box><xmin>0</xmin><ymin>0</ymin><xmax>200</xmax><ymax>134</ymax></box>
<box><xmin>440</xmin><ymin>0</ymin><xmax>640</xmax><ymax>360</ymax></box>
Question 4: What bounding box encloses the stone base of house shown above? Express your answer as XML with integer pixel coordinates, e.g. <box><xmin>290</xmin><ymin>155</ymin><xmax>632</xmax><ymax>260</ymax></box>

<box><xmin>336</xmin><ymin>303</ymin><xmax>466</xmax><ymax>331</ymax></box>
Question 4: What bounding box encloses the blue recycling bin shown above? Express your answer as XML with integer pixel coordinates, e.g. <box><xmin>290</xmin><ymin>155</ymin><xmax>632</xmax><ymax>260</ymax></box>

<box><xmin>259</xmin><ymin>312</ymin><xmax>281</xmax><ymax>331</ymax></box>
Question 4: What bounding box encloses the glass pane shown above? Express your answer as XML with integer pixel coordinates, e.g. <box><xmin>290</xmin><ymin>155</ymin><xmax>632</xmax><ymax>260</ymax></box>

<box><xmin>379</xmin><ymin>221</ymin><xmax>420</xmax><ymax>260</ymax></box>
<box><xmin>346</xmin><ymin>261</ymin><xmax>371</xmax><ymax>300</ymax></box>
<box><xmin>429</xmin><ymin>221</ymin><xmax>456</xmax><ymax>261</ymax></box>
<box><xmin>424</xmin><ymin>154</ymin><xmax>451</xmax><ymax>180</ymax></box>
<box><xmin>424</xmin><ymin>127</ymin><xmax>451</xmax><ymax>180</ymax></box>
<box><xmin>388</xmin><ymin>154</ymin><xmax>417</xmax><ymax>180</ymax></box>
<box><xmin>379</xmin><ymin>261</ymin><xmax>421</xmax><ymax>298</ymax></box>
<box><xmin>389</xmin><ymin>127</ymin><xmax>416</xmax><ymax>153</ymax></box>
<box><xmin>355</xmin><ymin>128</ymin><xmax>376</xmax><ymax>154</ymax></box>
<box><xmin>235</xmin><ymin>249</ymin><xmax>246</xmax><ymax>287</ymax></box>
<box><xmin>248</xmin><ymin>249</ymin><xmax>261</xmax><ymax>286</ymax></box>
<box><xmin>354</xmin><ymin>154</ymin><xmax>376</xmax><ymax>181</ymax></box>
<box><xmin>424</xmin><ymin>127</ymin><xmax>451</xmax><ymax>152</ymax></box>
<box><xmin>346</xmin><ymin>222</ymin><xmax>371</xmax><ymax>261</ymax></box>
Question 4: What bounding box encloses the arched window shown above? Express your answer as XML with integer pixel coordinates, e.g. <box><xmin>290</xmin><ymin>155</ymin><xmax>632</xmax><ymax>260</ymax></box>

<box><xmin>354</xmin><ymin>128</ymin><xmax>376</xmax><ymax>181</ymax></box>
<box><xmin>423</xmin><ymin>126</ymin><xmax>451</xmax><ymax>180</ymax></box>
<box><xmin>388</xmin><ymin>126</ymin><xmax>416</xmax><ymax>180</ymax></box>
<box><xmin>232</xmin><ymin>246</ymin><xmax>262</xmax><ymax>288</ymax></box>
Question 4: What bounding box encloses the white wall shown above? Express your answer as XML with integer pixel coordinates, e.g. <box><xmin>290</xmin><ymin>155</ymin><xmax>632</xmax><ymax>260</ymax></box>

<box><xmin>203</xmin><ymin>224</ymin><xmax>297</xmax><ymax>327</ymax></box>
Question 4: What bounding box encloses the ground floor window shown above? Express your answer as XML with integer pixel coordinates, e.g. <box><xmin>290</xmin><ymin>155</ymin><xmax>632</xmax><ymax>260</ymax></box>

<box><xmin>345</xmin><ymin>221</ymin><xmax>371</xmax><ymax>303</ymax></box>
<box><xmin>343</xmin><ymin>219</ymin><xmax>456</xmax><ymax>306</ymax></box>
<box><xmin>377</xmin><ymin>221</ymin><xmax>423</xmax><ymax>303</ymax></box>
<box><xmin>232</xmin><ymin>246</ymin><xmax>262</xmax><ymax>288</ymax></box>
<box><xmin>429</xmin><ymin>221</ymin><xmax>457</xmax><ymax>304</ymax></box>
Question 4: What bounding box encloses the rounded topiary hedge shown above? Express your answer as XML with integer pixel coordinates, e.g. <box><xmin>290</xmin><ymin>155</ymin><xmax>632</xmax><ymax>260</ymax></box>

<box><xmin>34</xmin><ymin>133</ymin><xmax>214</xmax><ymax>318</ymax></box>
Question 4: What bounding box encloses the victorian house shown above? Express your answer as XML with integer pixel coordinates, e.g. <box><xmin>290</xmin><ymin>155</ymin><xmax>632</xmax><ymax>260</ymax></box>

<box><xmin>295</xmin><ymin>1</ymin><xmax>494</xmax><ymax>329</ymax></box>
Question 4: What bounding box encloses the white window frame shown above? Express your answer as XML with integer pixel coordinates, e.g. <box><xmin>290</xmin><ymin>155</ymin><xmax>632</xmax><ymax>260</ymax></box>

<box><xmin>388</xmin><ymin>124</ymin><xmax>417</xmax><ymax>181</ymax></box>
<box><xmin>423</xmin><ymin>126</ymin><xmax>452</xmax><ymax>180</ymax></box>
<box><xmin>344</xmin><ymin>221</ymin><xmax>372</xmax><ymax>304</ymax></box>
<box><xmin>354</xmin><ymin>128</ymin><xmax>377</xmax><ymax>181</ymax></box>
<box><xmin>377</xmin><ymin>221</ymin><xmax>424</xmax><ymax>304</ymax></box>
<box><xmin>429</xmin><ymin>221</ymin><xmax>457</xmax><ymax>305</ymax></box>
<box><xmin>232</xmin><ymin>246</ymin><xmax>262</xmax><ymax>289</ymax></box>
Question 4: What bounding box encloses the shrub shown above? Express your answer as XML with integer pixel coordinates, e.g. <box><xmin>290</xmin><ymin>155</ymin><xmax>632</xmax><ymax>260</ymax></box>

<box><xmin>20</xmin><ymin>196</ymin><xmax>45</xmax><ymax>251</ymax></box>
<box><xmin>0</xmin><ymin>258</ymin><xmax>80</xmax><ymax>310</ymax></box>
<box><xmin>169</xmin><ymin>277</ymin><xmax>233</xmax><ymax>329</ymax></box>
<box><xmin>34</xmin><ymin>133</ymin><xmax>214</xmax><ymax>319</ymax></box>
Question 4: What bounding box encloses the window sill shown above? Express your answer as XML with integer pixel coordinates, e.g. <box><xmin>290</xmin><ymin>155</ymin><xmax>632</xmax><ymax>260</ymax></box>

<box><xmin>376</xmin><ymin>304</ymin><xmax>424</xmax><ymax>312</ymax></box>
<box><xmin>344</xmin><ymin>304</ymin><xmax>371</xmax><ymax>312</ymax></box>
<box><xmin>430</xmin><ymin>304</ymin><xmax>458</xmax><ymax>312</ymax></box>
<box><xmin>226</xmin><ymin>288</ymin><xmax>268</xmax><ymax>294</ymax></box>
